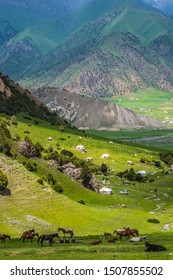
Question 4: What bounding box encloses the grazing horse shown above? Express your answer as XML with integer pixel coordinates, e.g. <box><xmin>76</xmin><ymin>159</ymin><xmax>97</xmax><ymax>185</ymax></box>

<box><xmin>38</xmin><ymin>233</ymin><xmax>59</xmax><ymax>247</ymax></box>
<box><xmin>129</xmin><ymin>229</ymin><xmax>139</xmax><ymax>236</ymax></box>
<box><xmin>0</xmin><ymin>234</ymin><xmax>11</xmax><ymax>244</ymax></box>
<box><xmin>144</xmin><ymin>242</ymin><xmax>166</xmax><ymax>252</ymax></box>
<box><xmin>58</xmin><ymin>228</ymin><xmax>74</xmax><ymax>238</ymax></box>
<box><xmin>20</xmin><ymin>232</ymin><xmax>39</xmax><ymax>242</ymax></box>
<box><xmin>22</xmin><ymin>229</ymin><xmax>35</xmax><ymax>235</ymax></box>
<box><xmin>113</xmin><ymin>229</ymin><xmax>135</xmax><ymax>240</ymax></box>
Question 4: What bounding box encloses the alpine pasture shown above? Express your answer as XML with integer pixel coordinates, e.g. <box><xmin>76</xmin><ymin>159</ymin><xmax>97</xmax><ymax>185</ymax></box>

<box><xmin>0</xmin><ymin>113</ymin><xmax>173</xmax><ymax>259</ymax></box>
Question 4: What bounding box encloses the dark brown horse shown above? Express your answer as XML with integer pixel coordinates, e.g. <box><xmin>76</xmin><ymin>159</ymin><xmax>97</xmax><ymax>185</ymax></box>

<box><xmin>58</xmin><ymin>228</ymin><xmax>74</xmax><ymax>238</ymax></box>
<box><xmin>113</xmin><ymin>229</ymin><xmax>135</xmax><ymax>240</ymax></box>
<box><xmin>0</xmin><ymin>234</ymin><xmax>11</xmax><ymax>244</ymax></box>
<box><xmin>38</xmin><ymin>233</ymin><xmax>59</xmax><ymax>247</ymax></box>
<box><xmin>20</xmin><ymin>232</ymin><xmax>39</xmax><ymax>242</ymax></box>
<box><xmin>129</xmin><ymin>229</ymin><xmax>139</xmax><ymax>236</ymax></box>
<box><xmin>22</xmin><ymin>229</ymin><xmax>35</xmax><ymax>235</ymax></box>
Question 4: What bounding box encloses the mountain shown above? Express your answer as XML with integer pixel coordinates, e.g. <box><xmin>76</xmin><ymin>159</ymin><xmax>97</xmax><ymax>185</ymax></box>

<box><xmin>144</xmin><ymin>0</ymin><xmax>173</xmax><ymax>15</ymax></box>
<box><xmin>0</xmin><ymin>0</ymin><xmax>86</xmax><ymax>31</ymax></box>
<box><xmin>34</xmin><ymin>86</ymin><xmax>167</xmax><ymax>130</ymax></box>
<box><xmin>0</xmin><ymin>18</ymin><xmax>17</xmax><ymax>47</ymax></box>
<box><xmin>0</xmin><ymin>0</ymin><xmax>173</xmax><ymax>97</ymax></box>
<box><xmin>19</xmin><ymin>2</ymin><xmax>173</xmax><ymax>97</ymax></box>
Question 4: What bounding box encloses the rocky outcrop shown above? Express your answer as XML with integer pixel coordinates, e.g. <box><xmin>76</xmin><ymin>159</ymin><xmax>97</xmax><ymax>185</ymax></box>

<box><xmin>62</xmin><ymin>162</ymin><xmax>99</xmax><ymax>192</ymax></box>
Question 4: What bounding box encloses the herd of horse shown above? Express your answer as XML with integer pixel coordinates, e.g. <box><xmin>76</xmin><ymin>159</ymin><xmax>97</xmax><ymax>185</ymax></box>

<box><xmin>0</xmin><ymin>227</ymin><xmax>166</xmax><ymax>251</ymax></box>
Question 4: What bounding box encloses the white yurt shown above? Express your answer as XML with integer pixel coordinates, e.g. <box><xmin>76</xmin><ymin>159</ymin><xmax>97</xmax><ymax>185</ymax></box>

<box><xmin>99</xmin><ymin>187</ymin><xmax>112</xmax><ymax>195</ymax></box>
<box><xmin>76</xmin><ymin>145</ymin><xmax>85</xmax><ymax>151</ymax></box>
<box><xmin>100</xmin><ymin>154</ymin><xmax>110</xmax><ymax>159</ymax></box>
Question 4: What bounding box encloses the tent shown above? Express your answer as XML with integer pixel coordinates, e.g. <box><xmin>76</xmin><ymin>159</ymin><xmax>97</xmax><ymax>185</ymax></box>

<box><xmin>100</xmin><ymin>154</ymin><xmax>110</xmax><ymax>159</ymax></box>
<box><xmin>99</xmin><ymin>187</ymin><xmax>112</xmax><ymax>195</ymax></box>
<box><xmin>76</xmin><ymin>145</ymin><xmax>85</xmax><ymax>151</ymax></box>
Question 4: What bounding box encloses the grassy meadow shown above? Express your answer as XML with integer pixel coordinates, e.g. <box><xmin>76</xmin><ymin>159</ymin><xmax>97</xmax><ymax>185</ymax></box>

<box><xmin>105</xmin><ymin>88</ymin><xmax>173</xmax><ymax>124</ymax></box>
<box><xmin>0</xmin><ymin>113</ymin><xmax>173</xmax><ymax>259</ymax></box>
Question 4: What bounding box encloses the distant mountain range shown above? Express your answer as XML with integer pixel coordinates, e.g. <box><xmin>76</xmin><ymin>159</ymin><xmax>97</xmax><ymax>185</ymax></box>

<box><xmin>0</xmin><ymin>0</ymin><xmax>173</xmax><ymax>98</ymax></box>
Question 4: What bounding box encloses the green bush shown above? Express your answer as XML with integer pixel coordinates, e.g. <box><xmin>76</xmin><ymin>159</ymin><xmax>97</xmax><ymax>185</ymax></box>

<box><xmin>147</xmin><ymin>218</ymin><xmax>160</xmax><ymax>224</ymax></box>
<box><xmin>52</xmin><ymin>183</ymin><xmax>63</xmax><ymax>193</ymax></box>
<box><xmin>101</xmin><ymin>163</ymin><xmax>108</xmax><ymax>174</ymax></box>
<box><xmin>78</xmin><ymin>200</ymin><xmax>85</xmax><ymax>205</ymax></box>
<box><xmin>0</xmin><ymin>171</ymin><xmax>8</xmax><ymax>191</ymax></box>
<box><xmin>37</xmin><ymin>178</ymin><xmax>44</xmax><ymax>185</ymax></box>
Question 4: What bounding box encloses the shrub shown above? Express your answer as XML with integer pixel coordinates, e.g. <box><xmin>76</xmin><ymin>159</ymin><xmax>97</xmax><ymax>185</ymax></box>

<box><xmin>11</xmin><ymin>115</ymin><xmax>18</xmax><ymax>125</ymax></box>
<box><xmin>147</xmin><ymin>219</ymin><xmax>160</xmax><ymax>224</ymax></box>
<box><xmin>37</xmin><ymin>178</ymin><xmax>43</xmax><ymax>185</ymax></box>
<box><xmin>52</xmin><ymin>183</ymin><xmax>63</xmax><ymax>193</ymax></box>
<box><xmin>60</xmin><ymin>149</ymin><xmax>74</xmax><ymax>157</ymax></box>
<box><xmin>101</xmin><ymin>163</ymin><xmax>108</xmax><ymax>174</ymax></box>
<box><xmin>78</xmin><ymin>199</ymin><xmax>85</xmax><ymax>205</ymax></box>
<box><xmin>0</xmin><ymin>171</ymin><xmax>8</xmax><ymax>191</ymax></box>
<box><xmin>25</xmin><ymin>162</ymin><xmax>37</xmax><ymax>172</ymax></box>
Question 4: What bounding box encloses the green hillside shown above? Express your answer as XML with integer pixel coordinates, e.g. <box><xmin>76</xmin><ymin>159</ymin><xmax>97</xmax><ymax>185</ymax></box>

<box><xmin>1</xmin><ymin>110</ymin><xmax>173</xmax><ymax>259</ymax></box>
<box><xmin>105</xmin><ymin>88</ymin><xmax>173</xmax><ymax>123</ymax></box>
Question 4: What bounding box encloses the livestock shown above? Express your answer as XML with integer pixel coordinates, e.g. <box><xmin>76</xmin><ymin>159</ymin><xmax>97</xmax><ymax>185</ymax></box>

<box><xmin>113</xmin><ymin>229</ymin><xmax>135</xmax><ymax>240</ymax></box>
<box><xmin>144</xmin><ymin>242</ymin><xmax>166</xmax><ymax>252</ymax></box>
<box><xmin>0</xmin><ymin>234</ymin><xmax>10</xmax><ymax>244</ymax></box>
<box><xmin>38</xmin><ymin>233</ymin><xmax>59</xmax><ymax>247</ymax></box>
<box><xmin>58</xmin><ymin>227</ymin><xmax>74</xmax><ymax>238</ymax></box>
<box><xmin>130</xmin><ymin>236</ymin><xmax>147</xmax><ymax>243</ymax></box>
<box><xmin>20</xmin><ymin>232</ymin><xmax>39</xmax><ymax>242</ymax></box>
<box><xmin>22</xmin><ymin>229</ymin><xmax>35</xmax><ymax>235</ymax></box>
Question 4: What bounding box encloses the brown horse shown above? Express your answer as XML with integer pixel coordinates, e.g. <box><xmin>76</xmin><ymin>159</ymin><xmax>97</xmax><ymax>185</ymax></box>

<box><xmin>113</xmin><ymin>229</ymin><xmax>135</xmax><ymax>240</ymax></box>
<box><xmin>0</xmin><ymin>234</ymin><xmax>11</xmax><ymax>244</ymax></box>
<box><xmin>38</xmin><ymin>233</ymin><xmax>59</xmax><ymax>247</ymax></box>
<box><xmin>22</xmin><ymin>229</ymin><xmax>35</xmax><ymax>235</ymax></box>
<box><xmin>129</xmin><ymin>229</ymin><xmax>139</xmax><ymax>236</ymax></box>
<box><xmin>58</xmin><ymin>228</ymin><xmax>74</xmax><ymax>238</ymax></box>
<box><xmin>20</xmin><ymin>232</ymin><xmax>39</xmax><ymax>242</ymax></box>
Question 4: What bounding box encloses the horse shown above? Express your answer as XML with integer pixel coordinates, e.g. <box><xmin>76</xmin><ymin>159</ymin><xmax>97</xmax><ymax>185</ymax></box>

<box><xmin>20</xmin><ymin>232</ymin><xmax>39</xmax><ymax>242</ymax></box>
<box><xmin>128</xmin><ymin>229</ymin><xmax>139</xmax><ymax>236</ymax></box>
<box><xmin>113</xmin><ymin>229</ymin><xmax>135</xmax><ymax>240</ymax></box>
<box><xmin>22</xmin><ymin>229</ymin><xmax>35</xmax><ymax>235</ymax></box>
<box><xmin>0</xmin><ymin>234</ymin><xmax>11</xmax><ymax>244</ymax></box>
<box><xmin>58</xmin><ymin>228</ymin><xmax>74</xmax><ymax>238</ymax></box>
<box><xmin>38</xmin><ymin>233</ymin><xmax>59</xmax><ymax>247</ymax></box>
<box><xmin>144</xmin><ymin>241</ymin><xmax>166</xmax><ymax>252</ymax></box>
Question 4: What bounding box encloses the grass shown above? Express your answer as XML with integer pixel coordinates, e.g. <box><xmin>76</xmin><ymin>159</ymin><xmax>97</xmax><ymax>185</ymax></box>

<box><xmin>104</xmin><ymin>88</ymin><xmax>173</xmax><ymax>124</ymax></box>
<box><xmin>0</xmin><ymin>232</ymin><xmax>172</xmax><ymax>260</ymax></box>
<box><xmin>1</xmin><ymin>113</ymin><xmax>173</xmax><ymax>259</ymax></box>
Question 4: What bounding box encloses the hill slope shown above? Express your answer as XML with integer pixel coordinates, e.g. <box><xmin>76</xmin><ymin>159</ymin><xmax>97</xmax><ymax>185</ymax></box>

<box><xmin>35</xmin><ymin>87</ymin><xmax>167</xmax><ymax>130</ymax></box>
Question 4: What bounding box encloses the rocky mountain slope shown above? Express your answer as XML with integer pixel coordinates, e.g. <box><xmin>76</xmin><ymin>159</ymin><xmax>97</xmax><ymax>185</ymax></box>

<box><xmin>21</xmin><ymin>6</ymin><xmax>173</xmax><ymax>97</ymax></box>
<box><xmin>35</xmin><ymin>87</ymin><xmax>167</xmax><ymax>130</ymax></box>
